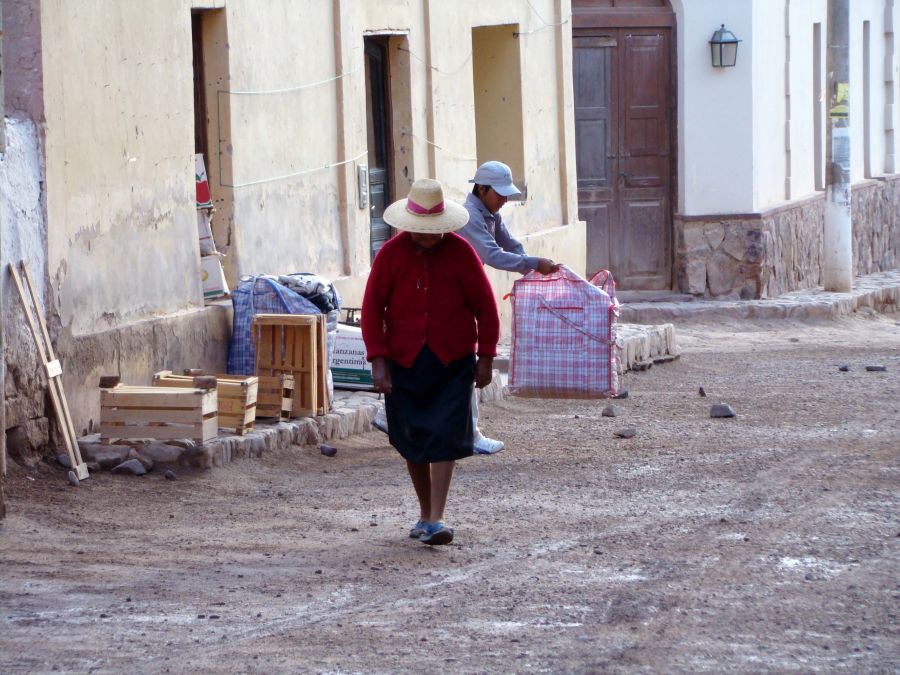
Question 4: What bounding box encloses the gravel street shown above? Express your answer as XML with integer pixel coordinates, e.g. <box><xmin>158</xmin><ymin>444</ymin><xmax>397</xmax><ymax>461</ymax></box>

<box><xmin>1</xmin><ymin>313</ymin><xmax>898</xmax><ymax>673</ymax></box>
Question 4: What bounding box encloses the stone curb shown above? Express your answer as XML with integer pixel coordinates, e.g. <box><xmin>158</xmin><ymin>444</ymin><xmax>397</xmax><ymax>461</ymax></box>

<box><xmin>618</xmin><ymin>270</ymin><xmax>900</xmax><ymax>324</ymax></box>
<box><xmin>77</xmin><ymin>373</ymin><xmax>507</xmax><ymax>472</ymax></box>
<box><xmin>494</xmin><ymin>323</ymin><xmax>679</xmax><ymax>377</ymax></box>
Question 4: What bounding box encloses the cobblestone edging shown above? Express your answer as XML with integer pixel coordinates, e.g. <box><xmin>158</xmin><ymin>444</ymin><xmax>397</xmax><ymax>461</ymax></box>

<box><xmin>619</xmin><ymin>270</ymin><xmax>900</xmax><ymax>324</ymax></box>
<box><xmin>75</xmin><ymin>373</ymin><xmax>507</xmax><ymax>472</ymax></box>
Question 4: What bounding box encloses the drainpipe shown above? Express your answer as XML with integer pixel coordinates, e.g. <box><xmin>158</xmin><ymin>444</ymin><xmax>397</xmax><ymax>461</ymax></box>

<box><xmin>823</xmin><ymin>0</ymin><xmax>853</xmax><ymax>292</ymax></box>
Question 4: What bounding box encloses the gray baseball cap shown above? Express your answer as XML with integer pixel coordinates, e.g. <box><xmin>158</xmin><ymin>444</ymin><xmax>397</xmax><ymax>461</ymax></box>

<box><xmin>468</xmin><ymin>161</ymin><xmax>522</xmax><ymax>197</ymax></box>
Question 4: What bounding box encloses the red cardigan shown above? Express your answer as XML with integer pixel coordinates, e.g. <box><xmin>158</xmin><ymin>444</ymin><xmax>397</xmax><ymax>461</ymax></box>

<box><xmin>361</xmin><ymin>231</ymin><xmax>500</xmax><ymax>368</ymax></box>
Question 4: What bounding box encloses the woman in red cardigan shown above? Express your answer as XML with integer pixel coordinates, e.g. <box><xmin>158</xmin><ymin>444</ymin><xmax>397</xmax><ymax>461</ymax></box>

<box><xmin>362</xmin><ymin>178</ymin><xmax>500</xmax><ymax>546</ymax></box>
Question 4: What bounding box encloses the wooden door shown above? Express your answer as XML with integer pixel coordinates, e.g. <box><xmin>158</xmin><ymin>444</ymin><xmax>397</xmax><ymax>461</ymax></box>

<box><xmin>575</xmin><ymin>27</ymin><xmax>672</xmax><ymax>289</ymax></box>
<box><xmin>364</xmin><ymin>39</ymin><xmax>392</xmax><ymax>262</ymax></box>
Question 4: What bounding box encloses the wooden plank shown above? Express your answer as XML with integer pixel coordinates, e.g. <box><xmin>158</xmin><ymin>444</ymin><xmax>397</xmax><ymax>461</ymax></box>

<box><xmin>21</xmin><ymin>263</ymin><xmax>85</xmax><ymax>468</ymax></box>
<box><xmin>100</xmin><ymin>408</ymin><xmax>209</xmax><ymax>424</ymax></box>
<box><xmin>100</xmin><ymin>423</ymin><xmax>210</xmax><ymax>442</ymax></box>
<box><xmin>202</xmin><ymin>416</ymin><xmax>219</xmax><ymax>441</ymax></box>
<box><xmin>218</xmin><ymin>397</ymin><xmax>255</xmax><ymax>414</ymax></box>
<box><xmin>253</xmin><ymin>313</ymin><xmax>319</xmax><ymax>327</ymax></box>
<box><xmin>9</xmin><ymin>262</ymin><xmax>87</xmax><ymax>476</ymax></box>
<box><xmin>316</xmin><ymin>315</ymin><xmax>329</xmax><ymax>414</ymax></box>
<box><xmin>101</xmin><ymin>391</ymin><xmax>207</xmax><ymax>408</ymax></box>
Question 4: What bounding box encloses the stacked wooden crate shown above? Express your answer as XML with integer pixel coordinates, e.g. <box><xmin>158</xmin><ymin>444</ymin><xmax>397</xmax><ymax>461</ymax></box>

<box><xmin>99</xmin><ymin>383</ymin><xmax>218</xmax><ymax>443</ymax></box>
<box><xmin>152</xmin><ymin>371</ymin><xmax>258</xmax><ymax>435</ymax></box>
<box><xmin>255</xmin><ymin>373</ymin><xmax>295</xmax><ymax>421</ymax></box>
<box><xmin>252</xmin><ymin>313</ymin><xmax>329</xmax><ymax>417</ymax></box>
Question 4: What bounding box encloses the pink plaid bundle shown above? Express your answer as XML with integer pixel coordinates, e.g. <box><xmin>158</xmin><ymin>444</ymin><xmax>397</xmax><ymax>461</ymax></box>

<box><xmin>508</xmin><ymin>266</ymin><xmax>619</xmax><ymax>398</ymax></box>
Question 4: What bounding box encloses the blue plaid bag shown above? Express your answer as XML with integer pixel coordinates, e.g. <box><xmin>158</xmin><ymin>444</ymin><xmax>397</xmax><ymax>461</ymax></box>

<box><xmin>226</xmin><ymin>276</ymin><xmax>321</xmax><ymax>376</ymax></box>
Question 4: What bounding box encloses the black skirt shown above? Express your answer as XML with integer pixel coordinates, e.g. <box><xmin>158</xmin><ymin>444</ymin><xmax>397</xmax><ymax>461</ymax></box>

<box><xmin>385</xmin><ymin>345</ymin><xmax>476</xmax><ymax>464</ymax></box>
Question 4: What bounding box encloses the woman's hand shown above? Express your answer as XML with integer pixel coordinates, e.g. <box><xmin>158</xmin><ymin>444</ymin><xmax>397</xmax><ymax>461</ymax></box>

<box><xmin>371</xmin><ymin>357</ymin><xmax>393</xmax><ymax>394</ymax></box>
<box><xmin>475</xmin><ymin>356</ymin><xmax>494</xmax><ymax>389</ymax></box>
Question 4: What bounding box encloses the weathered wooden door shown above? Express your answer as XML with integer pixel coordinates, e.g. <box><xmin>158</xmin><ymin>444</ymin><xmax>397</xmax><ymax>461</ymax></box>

<box><xmin>574</xmin><ymin>25</ymin><xmax>673</xmax><ymax>289</ymax></box>
<box><xmin>364</xmin><ymin>38</ymin><xmax>392</xmax><ymax>262</ymax></box>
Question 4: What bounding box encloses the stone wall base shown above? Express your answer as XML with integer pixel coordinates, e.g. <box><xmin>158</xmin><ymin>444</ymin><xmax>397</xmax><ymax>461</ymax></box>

<box><xmin>5</xmin><ymin>303</ymin><xmax>232</xmax><ymax>461</ymax></box>
<box><xmin>675</xmin><ymin>176</ymin><xmax>900</xmax><ymax>298</ymax></box>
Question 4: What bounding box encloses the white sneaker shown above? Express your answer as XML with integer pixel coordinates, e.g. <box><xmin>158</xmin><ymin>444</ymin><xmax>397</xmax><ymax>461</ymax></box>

<box><xmin>473</xmin><ymin>435</ymin><xmax>504</xmax><ymax>455</ymax></box>
<box><xmin>372</xmin><ymin>408</ymin><xmax>389</xmax><ymax>434</ymax></box>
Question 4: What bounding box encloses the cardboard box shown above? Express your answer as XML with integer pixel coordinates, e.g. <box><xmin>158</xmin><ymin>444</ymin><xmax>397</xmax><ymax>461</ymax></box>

<box><xmin>331</xmin><ymin>324</ymin><xmax>373</xmax><ymax>390</ymax></box>
<box><xmin>201</xmin><ymin>255</ymin><xmax>229</xmax><ymax>300</ymax></box>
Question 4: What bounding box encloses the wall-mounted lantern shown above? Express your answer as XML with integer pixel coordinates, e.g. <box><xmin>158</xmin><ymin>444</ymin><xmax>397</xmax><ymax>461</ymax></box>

<box><xmin>709</xmin><ymin>24</ymin><xmax>740</xmax><ymax>68</ymax></box>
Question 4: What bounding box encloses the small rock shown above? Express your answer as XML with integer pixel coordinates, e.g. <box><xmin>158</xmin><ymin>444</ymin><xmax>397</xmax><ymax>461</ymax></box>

<box><xmin>865</xmin><ymin>365</ymin><xmax>887</xmax><ymax>372</ymax></box>
<box><xmin>57</xmin><ymin>454</ymin><xmax>73</xmax><ymax>469</ymax></box>
<box><xmin>601</xmin><ymin>404</ymin><xmax>621</xmax><ymax>418</ymax></box>
<box><xmin>614</xmin><ymin>427</ymin><xmax>636</xmax><ymax>439</ymax></box>
<box><xmin>593</xmin><ymin>548</ymin><xmax>603</xmax><ymax>555</ymax></box>
<box><xmin>164</xmin><ymin>469</ymin><xmax>177</xmax><ymax>481</ymax></box>
<box><xmin>710</xmin><ymin>404</ymin><xmax>736</xmax><ymax>418</ymax></box>
<box><xmin>67</xmin><ymin>471</ymin><xmax>80</xmax><ymax>487</ymax></box>
<box><xmin>613</xmin><ymin>388</ymin><xmax>629</xmax><ymax>399</ymax></box>
<box><xmin>789</xmin><ymin>337</ymin><xmax>800</xmax><ymax>343</ymax></box>
<box><xmin>127</xmin><ymin>448</ymin><xmax>154</xmax><ymax>472</ymax></box>
<box><xmin>320</xmin><ymin>444</ymin><xmax>337</xmax><ymax>457</ymax></box>
<box><xmin>110</xmin><ymin>459</ymin><xmax>147</xmax><ymax>476</ymax></box>
<box><xmin>838</xmin><ymin>365</ymin><xmax>850</xmax><ymax>372</ymax></box>
<box><xmin>698</xmin><ymin>386</ymin><xmax>706</xmax><ymax>397</ymax></box>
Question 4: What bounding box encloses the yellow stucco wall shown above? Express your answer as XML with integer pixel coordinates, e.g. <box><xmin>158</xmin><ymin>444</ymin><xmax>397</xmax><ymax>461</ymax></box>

<box><xmin>41</xmin><ymin>0</ymin><xmax>202</xmax><ymax>336</ymax></box>
<box><xmin>38</xmin><ymin>0</ymin><xmax>583</xmax><ymax>341</ymax></box>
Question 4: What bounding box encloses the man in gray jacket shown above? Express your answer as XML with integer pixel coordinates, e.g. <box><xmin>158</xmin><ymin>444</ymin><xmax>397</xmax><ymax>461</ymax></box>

<box><xmin>458</xmin><ymin>161</ymin><xmax>559</xmax><ymax>454</ymax></box>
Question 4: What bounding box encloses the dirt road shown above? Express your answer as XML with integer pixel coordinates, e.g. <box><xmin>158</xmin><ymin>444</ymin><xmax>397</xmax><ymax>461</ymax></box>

<box><xmin>1</xmin><ymin>314</ymin><xmax>898</xmax><ymax>673</ymax></box>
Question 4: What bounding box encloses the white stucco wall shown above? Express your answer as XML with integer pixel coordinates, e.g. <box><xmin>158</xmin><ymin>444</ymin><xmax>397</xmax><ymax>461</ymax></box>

<box><xmin>752</xmin><ymin>5</ymin><xmax>788</xmax><ymax>209</ymax></box>
<box><xmin>786</xmin><ymin>1</ymin><xmax>828</xmax><ymax>199</ymax></box>
<box><xmin>1</xmin><ymin>117</ymin><xmax>46</xmax><ymax>337</ymax></box>
<box><xmin>677</xmin><ymin>0</ymin><xmax>899</xmax><ymax>215</ymax></box>
<box><xmin>676</xmin><ymin>0</ymin><xmax>754</xmax><ymax>215</ymax></box>
<box><xmin>851</xmin><ymin>0</ymin><xmax>889</xmax><ymax>180</ymax></box>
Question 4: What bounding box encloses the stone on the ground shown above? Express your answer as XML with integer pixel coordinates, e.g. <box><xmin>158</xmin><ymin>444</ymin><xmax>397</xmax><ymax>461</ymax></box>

<box><xmin>613</xmin><ymin>388</ymin><xmax>629</xmax><ymax>399</ymax></box>
<box><xmin>127</xmin><ymin>448</ymin><xmax>154</xmax><ymax>472</ymax></box>
<box><xmin>67</xmin><ymin>470</ymin><xmax>79</xmax><ymax>487</ymax></box>
<box><xmin>56</xmin><ymin>453</ymin><xmax>72</xmax><ymax>469</ymax></box>
<box><xmin>614</xmin><ymin>427</ymin><xmax>637</xmax><ymax>439</ymax></box>
<box><xmin>79</xmin><ymin>444</ymin><xmax>132</xmax><ymax>470</ymax></box>
<box><xmin>710</xmin><ymin>404</ymin><xmax>737</xmax><ymax>418</ymax></box>
<box><xmin>601</xmin><ymin>404</ymin><xmax>622</xmax><ymax>418</ymax></box>
<box><xmin>320</xmin><ymin>444</ymin><xmax>337</xmax><ymax>457</ymax></box>
<box><xmin>838</xmin><ymin>365</ymin><xmax>850</xmax><ymax>372</ymax></box>
<box><xmin>139</xmin><ymin>442</ymin><xmax>184</xmax><ymax>465</ymax></box>
<box><xmin>110</xmin><ymin>459</ymin><xmax>147</xmax><ymax>476</ymax></box>
<box><xmin>698</xmin><ymin>386</ymin><xmax>707</xmax><ymax>397</ymax></box>
<box><xmin>165</xmin><ymin>469</ymin><xmax>177</xmax><ymax>481</ymax></box>
<box><xmin>865</xmin><ymin>365</ymin><xmax>887</xmax><ymax>372</ymax></box>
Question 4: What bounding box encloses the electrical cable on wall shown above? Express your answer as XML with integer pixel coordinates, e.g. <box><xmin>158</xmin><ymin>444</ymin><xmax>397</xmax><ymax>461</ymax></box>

<box><xmin>411</xmin><ymin>133</ymin><xmax>477</xmax><ymax>162</ymax></box>
<box><xmin>397</xmin><ymin>46</ymin><xmax>474</xmax><ymax>77</ymax></box>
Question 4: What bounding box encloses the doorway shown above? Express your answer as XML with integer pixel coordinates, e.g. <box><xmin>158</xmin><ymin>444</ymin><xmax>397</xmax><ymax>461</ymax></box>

<box><xmin>364</xmin><ymin>37</ymin><xmax>393</xmax><ymax>262</ymax></box>
<box><xmin>573</xmin><ymin>1</ymin><xmax>674</xmax><ymax>290</ymax></box>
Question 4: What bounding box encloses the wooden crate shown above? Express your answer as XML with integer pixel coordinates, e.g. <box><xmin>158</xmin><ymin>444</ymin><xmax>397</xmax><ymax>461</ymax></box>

<box><xmin>152</xmin><ymin>371</ymin><xmax>258</xmax><ymax>435</ymax></box>
<box><xmin>253</xmin><ymin>314</ymin><xmax>328</xmax><ymax>417</ymax></box>
<box><xmin>314</xmin><ymin>314</ymin><xmax>330</xmax><ymax>414</ymax></box>
<box><xmin>255</xmin><ymin>373</ymin><xmax>295</xmax><ymax>421</ymax></box>
<box><xmin>99</xmin><ymin>384</ymin><xmax>218</xmax><ymax>443</ymax></box>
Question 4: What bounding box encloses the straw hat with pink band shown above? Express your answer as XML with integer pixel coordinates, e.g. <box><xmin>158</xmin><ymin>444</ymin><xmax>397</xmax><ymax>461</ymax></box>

<box><xmin>382</xmin><ymin>178</ymin><xmax>470</xmax><ymax>234</ymax></box>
